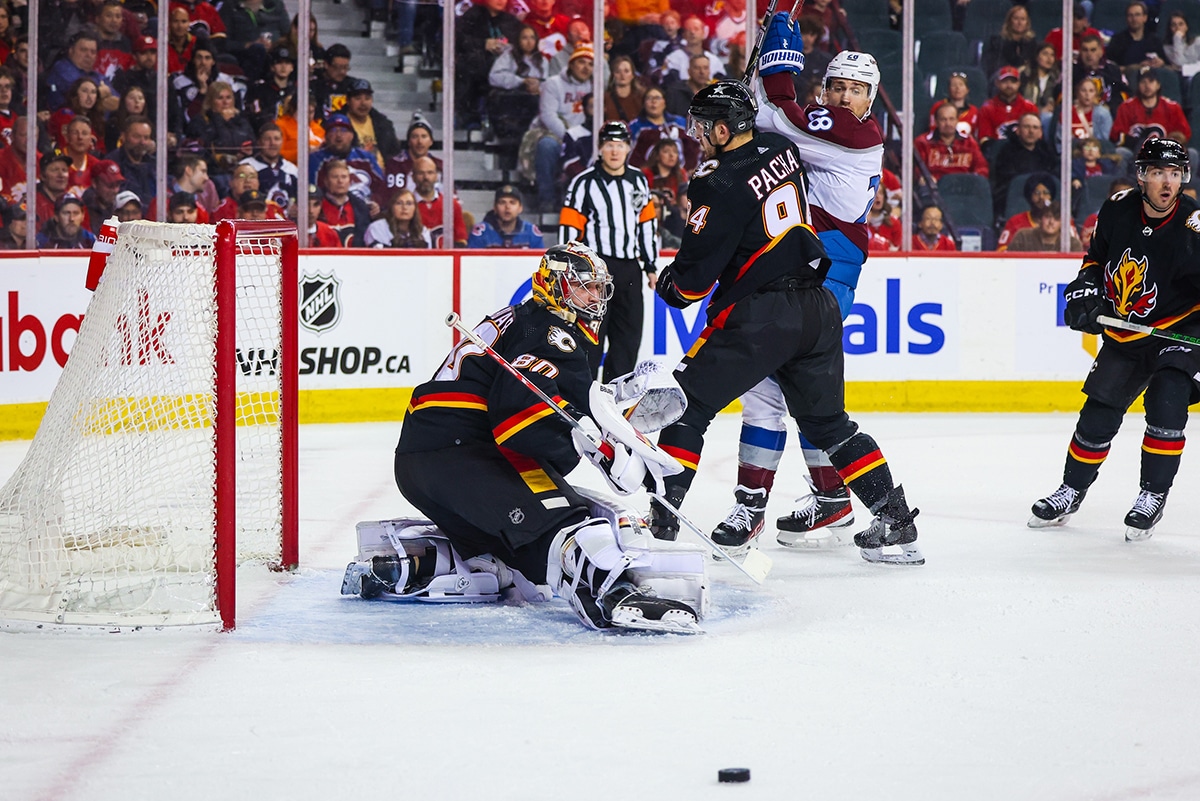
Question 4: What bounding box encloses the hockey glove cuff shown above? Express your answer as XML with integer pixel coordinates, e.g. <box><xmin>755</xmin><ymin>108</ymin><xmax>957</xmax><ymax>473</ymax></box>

<box><xmin>655</xmin><ymin>267</ymin><xmax>692</xmax><ymax>309</ymax></box>
<box><xmin>758</xmin><ymin>12</ymin><xmax>806</xmax><ymax>76</ymax></box>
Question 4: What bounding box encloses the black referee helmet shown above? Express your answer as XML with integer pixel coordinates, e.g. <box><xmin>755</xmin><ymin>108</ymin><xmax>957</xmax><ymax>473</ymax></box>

<box><xmin>599</xmin><ymin>120</ymin><xmax>631</xmax><ymax>143</ymax></box>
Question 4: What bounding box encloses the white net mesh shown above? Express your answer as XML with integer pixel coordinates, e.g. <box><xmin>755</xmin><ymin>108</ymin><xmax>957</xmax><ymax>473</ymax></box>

<box><xmin>0</xmin><ymin>222</ymin><xmax>288</xmax><ymax>627</ymax></box>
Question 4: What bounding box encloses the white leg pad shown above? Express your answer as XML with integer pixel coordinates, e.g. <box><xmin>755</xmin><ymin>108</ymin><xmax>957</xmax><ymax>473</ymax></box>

<box><xmin>548</xmin><ymin>490</ymin><xmax>710</xmax><ymax>624</ymax></box>
<box><xmin>350</xmin><ymin>518</ymin><xmax>548</xmax><ymax>603</ymax></box>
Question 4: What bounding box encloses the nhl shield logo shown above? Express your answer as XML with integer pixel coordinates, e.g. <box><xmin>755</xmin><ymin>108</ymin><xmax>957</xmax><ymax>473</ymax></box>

<box><xmin>299</xmin><ymin>272</ymin><xmax>342</xmax><ymax>334</ymax></box>
<box><xmin>509</xmin><ymin>507</ymin><xmax>525</xmax><ymax>525</ymax></box>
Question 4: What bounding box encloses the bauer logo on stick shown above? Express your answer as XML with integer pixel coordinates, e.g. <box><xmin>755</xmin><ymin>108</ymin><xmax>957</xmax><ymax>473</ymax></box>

<box><xmin>300</xmin><ymin>272</ymin><xmax>343</xmax><ymax>334</ymax></box>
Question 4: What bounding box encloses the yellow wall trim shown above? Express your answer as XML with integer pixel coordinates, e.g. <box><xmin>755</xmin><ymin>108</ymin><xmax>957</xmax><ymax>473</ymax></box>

<box><xmin>2</xmin><ymin>382</ymin><xmax>1148</xmax><ymax>442</ymax></box>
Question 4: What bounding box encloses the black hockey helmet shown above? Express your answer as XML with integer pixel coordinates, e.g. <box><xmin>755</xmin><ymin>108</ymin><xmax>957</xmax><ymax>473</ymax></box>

<box><xmin>599</xmin><ymin>120</ymin><xmax>631</xmax><ymax>144</ymax></box>
<box><xmin>1135</xmin><ymin>137</ymin><xmax>1191</xmax><ymax>183</ymax></box>
<box><xmin>687</xmin><ymin>80</ymin><xmax>757</xmax><ymax>135</ymax></box>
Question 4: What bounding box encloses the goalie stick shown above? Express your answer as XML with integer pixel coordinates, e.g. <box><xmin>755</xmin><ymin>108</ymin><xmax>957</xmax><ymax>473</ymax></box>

<box><xmin>1097</xmin><ymin>315</ymin><xmax>1200</xmax><ymax>347</ymax></box>
<box><xmin>444</xmin><ymin>313</ymin><xmax>772</xmax><ymax>584</ymax></box>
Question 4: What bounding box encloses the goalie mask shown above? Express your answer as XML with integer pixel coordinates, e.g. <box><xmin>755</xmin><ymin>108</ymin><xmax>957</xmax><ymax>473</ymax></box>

<box><xmin>532</xmin><ymin>242</ymin><xmax>614</xmax><ymax>334</ymax></box>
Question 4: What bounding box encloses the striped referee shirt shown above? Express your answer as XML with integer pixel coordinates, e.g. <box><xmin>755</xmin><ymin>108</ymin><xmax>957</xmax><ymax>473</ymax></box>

<box><xmin>559</xmin><ymin>162</ymin><xmax>659</xmax><ymax>267</ymax></box>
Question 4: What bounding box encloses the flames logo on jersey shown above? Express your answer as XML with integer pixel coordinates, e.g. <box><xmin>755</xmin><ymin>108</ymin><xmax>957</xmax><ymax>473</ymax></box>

<box><xmin>1105</xmin><ymin>248</ymin><xmax>1159</xmax><ymax>319</ymax></box>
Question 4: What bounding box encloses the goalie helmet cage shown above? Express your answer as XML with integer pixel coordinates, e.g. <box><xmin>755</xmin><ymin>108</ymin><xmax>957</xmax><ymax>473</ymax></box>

<box><xmin>0</xmin><ymin>220</ymin><xmax>298</xmax><ymax>631</ymax></box>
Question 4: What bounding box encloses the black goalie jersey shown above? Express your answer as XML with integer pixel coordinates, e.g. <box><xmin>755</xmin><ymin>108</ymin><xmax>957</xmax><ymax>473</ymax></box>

<box><xmin>667</xmin><ymin>130</ymin><xmax>831</xmax><ymax>318</ymax></box>
<box><xmin>397</xmin><ymin>301</ymin><xmax>593</xmax><ymax>477</ymax></box>
<box><xmin>1088</xmin><ymin>188</ymin><xmax>1200</xmax><ymax>343</ymax></box>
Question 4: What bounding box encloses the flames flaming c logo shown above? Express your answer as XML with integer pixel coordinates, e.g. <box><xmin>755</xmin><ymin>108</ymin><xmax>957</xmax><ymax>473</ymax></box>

<box><xmin>1105</xmin><ymin>248</ymin><xmax>1159</xmax><ymax>319</ymax></box>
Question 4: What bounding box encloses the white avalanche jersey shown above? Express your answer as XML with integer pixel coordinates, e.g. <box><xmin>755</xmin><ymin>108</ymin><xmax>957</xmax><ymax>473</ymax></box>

<box><xmin>754</xmin><ymin>74</ymin><xmax>884</xmax><ymax>255</ymax></box>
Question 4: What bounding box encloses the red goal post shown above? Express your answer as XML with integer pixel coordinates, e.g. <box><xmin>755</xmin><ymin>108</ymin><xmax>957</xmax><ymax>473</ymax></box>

<box><xmin>215</xmin><ymin>220</ymin><xmax>299</xmax><ymax>631</ymax></box>
<box><xmin>0</xmin><ymin>220</ymin><xmax>298</xmax><ymax>631</ymax></box>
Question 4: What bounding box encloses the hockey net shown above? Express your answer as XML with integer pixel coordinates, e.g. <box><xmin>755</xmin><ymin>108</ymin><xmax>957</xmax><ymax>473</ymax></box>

<box><xmin>0</xmin><ymin>221</ymin><xmax>298</xmax><ymax>630</ymax></box>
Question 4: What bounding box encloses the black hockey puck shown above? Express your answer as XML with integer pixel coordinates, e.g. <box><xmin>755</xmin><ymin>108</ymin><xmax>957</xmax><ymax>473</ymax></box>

<box><xmin>718</xmin><ymin>768</ymin><xmax>750</xmax><ymax>783</ymax></box>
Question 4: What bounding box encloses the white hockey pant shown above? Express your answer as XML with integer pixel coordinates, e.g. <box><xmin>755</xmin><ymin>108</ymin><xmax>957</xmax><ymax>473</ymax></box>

<box><xmin>546</xmin><ymin>490</ymin><xmax>709</xmax><ymax>629</ymax></box>
<box><xmin>348</xmin><ymin>518</ymin><xmax>548</xmax><ymax>603</ymax></box>
<box><xmin>739</xmin><ymin>377</ymin><xmax>832</xmax><ymax>471</ymax></box>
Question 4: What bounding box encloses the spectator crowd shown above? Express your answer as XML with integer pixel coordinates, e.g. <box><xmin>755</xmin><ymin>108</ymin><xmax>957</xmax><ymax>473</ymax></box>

<box><xmin>7</xmin><ymin>0</ymin><xmax>1197</xmax><ymax>252</ymax></box>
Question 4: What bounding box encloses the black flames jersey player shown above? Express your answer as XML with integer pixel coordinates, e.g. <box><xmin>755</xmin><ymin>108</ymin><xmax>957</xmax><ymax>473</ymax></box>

<box><xmin>650</xmin><ymin>81</ymin><xmax>923</xmax><ymax>565</ymax></box>
<box><xmin>395</xmin><ymin>242</ymin><xmax>613</xmax><ymax>579</ymax></box>
<box><xmin>658</xmin><ymin>127</ymin><xmax>829</xmax><ymax>314</ymax></box>
<box><xmin>1031</xmin><ymin>138</ymin><xmax>1200</xmax><ymax>540</ymax></box>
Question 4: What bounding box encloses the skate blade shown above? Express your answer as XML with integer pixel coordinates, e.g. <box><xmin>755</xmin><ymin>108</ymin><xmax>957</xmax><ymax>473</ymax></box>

<box><xmin>1125</xmin><ymin>525</ymin><xmax>1155</xmax><ymax>542</ymax></box>
<box><xmin>611</xmin><ymin>606</ymin><xmax>703</xmax><ymax>634</ymax></box>
<box><xmin>776</xmin><ymin>529</ymin><xmax>854</xmax><ymax>549</ymax></box>
<box><xmin>1027</xmin><ymin>513</ymin><xmax>1072</xmax><ymax>529</ymax></box>
<box><xmin>340</xmin><ymin>563</ymin><xmax>368</xmax><ymax>595</ymax></box>
<box><xmin>860</xmin><ymin>543</ymin><xmax>925</xmax><ymax>566</ymax></box>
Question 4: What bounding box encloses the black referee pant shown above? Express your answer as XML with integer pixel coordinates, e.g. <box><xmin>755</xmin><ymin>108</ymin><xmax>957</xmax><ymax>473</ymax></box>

<box><xmin>587</xmin><ymin>256</ymin><xmax>643</xmax><ymax>382</ymax></box>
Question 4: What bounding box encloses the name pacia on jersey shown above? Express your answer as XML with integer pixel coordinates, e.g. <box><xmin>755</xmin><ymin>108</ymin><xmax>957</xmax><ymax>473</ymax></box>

<box><xmin>746</xmin><ymin>148</ymin><xmax>802</xmax><ymax>200</ymax></box>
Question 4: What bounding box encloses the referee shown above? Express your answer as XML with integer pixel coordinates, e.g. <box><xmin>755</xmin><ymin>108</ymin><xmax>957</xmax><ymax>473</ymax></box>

<box><xmin>558</xmin><ymin>121</ymin><xmax>659</xmax><ymax>381</ymax></box>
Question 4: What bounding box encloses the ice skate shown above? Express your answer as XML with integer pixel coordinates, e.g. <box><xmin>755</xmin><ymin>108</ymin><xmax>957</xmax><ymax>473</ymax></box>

<box><xmin>710</xmin><ymin>485</ymin><xmax>767</xmax><ymax>558</ymax></box>
<box><xmin>1029</xmin><ymin>483</ymin><xmax>1087</xmax><ymax>528</ymax></box>
<box><xmin>600</xmin><ymin>581</ymin><xmax>702</xmax><ymax>634</ymax></box>
<box><xmin>776</xmin><ymin>478</ymin><xmax>855</xmax><ymax>549</ymax></box>
<box><xmin>340</xmin><ymin>555</ymin><xmax>406</xmax><ymax>599</ymax></box>
<box><xmin>648</xmin><ymin>499</ymin><xmax>680</xmax><ymax>541</ymax></box>
<box><xmin>854</xmin><ymin>485</ymin><xmax>923</xmax><ymax>565</ymax></box>
<box><xmin>1124</xmin><ymin>489</ymin><xmax>1167</xmax><ymax>542</ymax></box>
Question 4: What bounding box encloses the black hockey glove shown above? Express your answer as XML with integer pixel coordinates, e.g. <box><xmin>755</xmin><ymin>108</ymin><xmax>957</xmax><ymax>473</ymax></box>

<box><xmin>655</xmin><ymin>266</ymin><xmax>691</xmax><ymax>309</ymax></box>
<box><xmin>1063</xmin><ymin>267</ymin><xmax>1109</xmax><ymax>335</ymax></box>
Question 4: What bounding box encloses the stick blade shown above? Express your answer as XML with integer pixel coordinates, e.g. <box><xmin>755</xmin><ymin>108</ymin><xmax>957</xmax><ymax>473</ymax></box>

<box><xmin>739</xmin><ymin>549</ymin><xmax>773</xmax><ymax>583</ymax></box>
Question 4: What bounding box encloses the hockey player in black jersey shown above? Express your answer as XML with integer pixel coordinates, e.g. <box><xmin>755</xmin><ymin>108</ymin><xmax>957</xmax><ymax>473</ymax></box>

<box><xmin>340</xmin><ymin>242</ymin><xmax>711</xmax><ymax>632</ymax></box>
<box><xmin>649</xmin><ymin>81</ymin><xmax>923</xmax><ymax>566</ymax></box>
<box><xmin>1031</xmin><ymin>138</ymin><xmax>1200</xmax><ymax>541</ymax></box>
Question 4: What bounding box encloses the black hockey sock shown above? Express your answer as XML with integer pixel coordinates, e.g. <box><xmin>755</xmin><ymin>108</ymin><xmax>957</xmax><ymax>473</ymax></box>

<box><xmin>827</xmin><ymin>432</ymin><xmax>894</xmax><ymax>511</ymax></box>
<box><xmin>1062</xmin><ymin>433</ymin><xmax>1110</xmax><ymax>491</ymax></box>
<box><xmin>1139</xmin><ymin>427</ymin><xmax>1185</xmax><ymax>493</ymax></box>
<box><xmin>656</xmin><ymin>423</ymin><xmax>705</xmax><ymax>507</ymax></box>
<box><xmin>1140</xmin><ymin>369</ymin><xmax>1192</xmax><ymax>493</ymax></box>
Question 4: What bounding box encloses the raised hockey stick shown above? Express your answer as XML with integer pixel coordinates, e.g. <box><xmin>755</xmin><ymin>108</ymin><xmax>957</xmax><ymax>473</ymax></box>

<box><xmin>741</xmin><ymin>0</ymin><xmax>780</xmax><ymax>86</ymax></box>
<box><xmin>1097</xmin><ymin>315</ymin><xmax>1200</xmax><ymax>347</ymax></box>
<box><xmin>444</xmin><ymin>312</ymin><xmax>772</xmax><ymax>584</ymax></box>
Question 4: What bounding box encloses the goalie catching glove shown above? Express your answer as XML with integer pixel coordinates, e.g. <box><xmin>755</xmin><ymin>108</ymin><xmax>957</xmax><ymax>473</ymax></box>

<box><xmin>603</xmin><ymin>359</ymin><xmax>687</xmax><ymax>432</ymax></box>
<box><xmin>757</xmin><ymin>12</ymin><xmax>806</xmax><ymax>76</ymax></box>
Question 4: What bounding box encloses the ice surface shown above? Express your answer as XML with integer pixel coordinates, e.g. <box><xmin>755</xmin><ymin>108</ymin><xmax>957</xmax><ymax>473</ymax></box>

<box><xmin>2</xmin><ymin>414</ymin><xmax>1199</xmax><ymax>801</ymax></box>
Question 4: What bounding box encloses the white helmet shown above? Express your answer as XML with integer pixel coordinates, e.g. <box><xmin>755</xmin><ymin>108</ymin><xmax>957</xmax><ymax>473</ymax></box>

<box><xmin>821</xmin><ymin>51</ymin><xmax>881</xmax><ymax>117</ymax></box>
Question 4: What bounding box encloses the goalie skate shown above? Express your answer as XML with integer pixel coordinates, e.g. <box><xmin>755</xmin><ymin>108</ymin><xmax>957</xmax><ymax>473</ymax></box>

<box><xmin>601</xmin><ymin>582</ymin><xmax>702</xmax><ymax>634</ymax></box>
<box><xmin>776</xmin><ymin>480</ymin><xmax>855</xmax><ymax>549</ymax></box>
<box><xmin>1124</xmin><ymin>489</ymin><xmax>1166</xmax><ymax>542</ymax></box>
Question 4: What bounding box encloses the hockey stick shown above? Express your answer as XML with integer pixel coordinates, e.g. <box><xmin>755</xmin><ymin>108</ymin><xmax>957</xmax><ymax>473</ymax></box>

<box><xmin>1097</xmin><ymin>315</ymin><xmax>1200</xmax><ymax>347</ymax></box>
<box><xmin>742</xmin><ymin>0</ymin><xmax>780</xmax><ymax>86</ymax></box>
<box><xmin>742</xmin><ymin>0</ymin><xmax>805</xmax><ymax>86</ymax></box>
<box><xmin>444</xmin><ymin>313</ymin><xmax>772</xmax><ymax>584</ymax></box>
